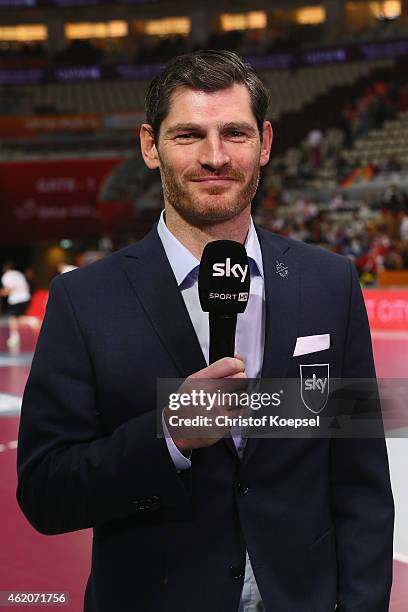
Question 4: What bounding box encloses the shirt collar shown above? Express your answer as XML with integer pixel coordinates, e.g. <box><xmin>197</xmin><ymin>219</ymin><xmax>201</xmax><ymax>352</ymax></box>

<box><xmin>157</xmin><ymin>209</ymin><xmax>264</xmax><ymax>287</ymax></box>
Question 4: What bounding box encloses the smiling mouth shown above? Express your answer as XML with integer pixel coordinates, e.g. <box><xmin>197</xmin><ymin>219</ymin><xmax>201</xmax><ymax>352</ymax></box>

<box><xmin>191</xmin><ymin>177</ymin><xmax>236</xmax><ymax>183</ymax></box>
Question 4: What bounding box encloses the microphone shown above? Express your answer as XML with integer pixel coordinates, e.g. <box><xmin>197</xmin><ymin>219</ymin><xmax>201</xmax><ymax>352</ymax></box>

<box><xmin>198</xmin><ymin>240</ymin><xmax>250</xmax><ymax>363</ymax></box>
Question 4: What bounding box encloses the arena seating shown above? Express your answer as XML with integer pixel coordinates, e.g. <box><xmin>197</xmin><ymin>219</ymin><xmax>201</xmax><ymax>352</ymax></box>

<box><xmin>263</xmin><ymin>59</ymin><xmax>394</xmax><ymax>120</ymax></box>
<box><xmin>344</xmin><ymin>110</ymin><xmax>408</xmax><ymax>166</ymax></box>
<box><xmin>8</xmin><ymin>58</ymin><xmax>395</xmax><ymax>120</ymax></box>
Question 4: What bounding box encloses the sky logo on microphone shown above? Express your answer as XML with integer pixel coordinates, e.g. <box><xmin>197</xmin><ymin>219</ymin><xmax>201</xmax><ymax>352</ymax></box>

<box><xmin>212</xmin><ymin>258</ymin><xmax>248</xmax><ymax>283</ymax></box>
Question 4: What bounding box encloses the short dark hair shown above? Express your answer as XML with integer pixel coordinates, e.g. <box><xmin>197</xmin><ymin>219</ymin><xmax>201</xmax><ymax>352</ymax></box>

<box><xmin>145</xmin><ymin>49</ymin><xmax>270</xmax><ymax>142</ymax></box>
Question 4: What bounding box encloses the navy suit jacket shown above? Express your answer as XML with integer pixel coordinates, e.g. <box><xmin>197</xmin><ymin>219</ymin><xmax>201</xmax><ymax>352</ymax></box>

<box><xmin>17</xmin><ymin>224</ymin><xmax>394</xmax><ymax>612</ymax></box>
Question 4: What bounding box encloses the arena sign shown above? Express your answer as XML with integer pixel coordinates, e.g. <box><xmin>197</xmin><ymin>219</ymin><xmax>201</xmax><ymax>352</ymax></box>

<box><xmin>363</xmin><ymin>290</ymin><xmax>408</xmax><ymax>331</ymax></box>
<box><xmin>0</xmin><ymin>157</ymin><xmax>131</xmax><ymax>242</ymax></box>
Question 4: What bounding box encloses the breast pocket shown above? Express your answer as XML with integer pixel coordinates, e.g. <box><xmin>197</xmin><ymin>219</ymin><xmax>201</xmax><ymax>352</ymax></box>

<box><xmin>292</xmin><ymin>347</ymin><xmax>339</xmax><ymax>377</ymax></box>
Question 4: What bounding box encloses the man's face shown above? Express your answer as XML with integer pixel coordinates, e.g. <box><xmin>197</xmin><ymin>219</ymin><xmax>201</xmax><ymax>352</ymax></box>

<box><xmin>144</xmin><ymin>83</ymin><xmax>272</xmax><ymax>226</ymax></box>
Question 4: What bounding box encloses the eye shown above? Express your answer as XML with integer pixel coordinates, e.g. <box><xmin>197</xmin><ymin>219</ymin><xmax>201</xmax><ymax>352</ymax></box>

<box><xmin>228</xmin><ymin>130</ymin><xmax>246</xmax><ymax>139</ymax></box>
<box><xmin>175</xmin><ymin>133</ymin><xmax>198</xmax><ymax>140</ymax></box>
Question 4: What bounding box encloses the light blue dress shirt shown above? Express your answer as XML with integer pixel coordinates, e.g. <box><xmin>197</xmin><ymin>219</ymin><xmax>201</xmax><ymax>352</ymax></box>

<box><xmin>157</xmin><ymin>210</ymin><xmax>265</xmax><ymax>612</ymax></box>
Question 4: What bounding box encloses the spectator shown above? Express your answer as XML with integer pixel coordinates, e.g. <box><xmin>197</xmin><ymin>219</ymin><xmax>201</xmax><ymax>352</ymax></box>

<box><xmin>400</xmin><ymin>215</ymin><xmax>408</xmax><ymax>241</ymax></box>
<box><xmin>306</xmin><ymin>128</ymin><xmax>323</xmax><ymax>168</ymax></box>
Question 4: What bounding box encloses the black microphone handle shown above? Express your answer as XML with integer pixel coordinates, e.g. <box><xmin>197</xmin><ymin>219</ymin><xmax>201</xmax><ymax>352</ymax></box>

<box><xmin>208</xmin><ymin>312</ymin><xmax>238</xmax><ymax>364</ymax></box>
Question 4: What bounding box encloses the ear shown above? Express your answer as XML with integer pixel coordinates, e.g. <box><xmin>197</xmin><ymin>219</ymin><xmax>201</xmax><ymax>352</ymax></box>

<box><xmin>260</xmin><ymin>121</ymin><xmax>273</xmax><ymax>167</ymax></box>
<box><xmin>139</xmin><ymin>124</ymin><xmax>160</xmax><ymax>170</ymax></box>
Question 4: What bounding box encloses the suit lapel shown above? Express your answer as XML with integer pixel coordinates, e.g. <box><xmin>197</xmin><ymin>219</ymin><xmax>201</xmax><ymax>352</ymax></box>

<box><xmin>243</xmin><ymin>226</ymin><xmax>300</xmax><ymax>464</ymax></box>
<box><xmin>122</xmin><ymin>226</ymin><xmax>240</xmax><ymax>461</ymax></box>
<box><xmin>121</xmin><ymin>225</ymin><xmax>207</xmax><ymax>378</ymax></box>
<box><xmin>121</xmin><ymin>224</ymin><xmax>300</xmax><ymax>465</ymax></box>
<box><xmin>258</xmin><ymin>226</ymin><xmax>300</xmax><ymax>380</ymax></box>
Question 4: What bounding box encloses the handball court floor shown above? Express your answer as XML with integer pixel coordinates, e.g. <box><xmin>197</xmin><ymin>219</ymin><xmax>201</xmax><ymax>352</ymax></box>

<box><xmin>0</xmin><ymin>322</ymin><xmax>407</xmax><ymax>611</ymax></box>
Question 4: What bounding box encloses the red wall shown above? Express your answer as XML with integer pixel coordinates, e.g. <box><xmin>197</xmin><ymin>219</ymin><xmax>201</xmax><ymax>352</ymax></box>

<box><xmin>0</xmin><ymin>157</ymin><xmax>127</xmax><ymax>242</ymax></box>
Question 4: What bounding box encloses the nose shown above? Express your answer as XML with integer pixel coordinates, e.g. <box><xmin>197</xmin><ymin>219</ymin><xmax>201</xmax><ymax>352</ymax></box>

<box><xmin>198</xmin><ymin>133</ymin><xmax>231</xmax><ymax>170</ymax></box>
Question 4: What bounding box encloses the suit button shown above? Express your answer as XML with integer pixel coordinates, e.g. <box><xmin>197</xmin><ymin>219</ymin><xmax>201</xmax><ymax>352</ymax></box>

<box><xmin>229</xmin><ymin>564</ymin><xmax>245</xmax><ymax>579</ymax></box>
<box><xmin>237</xmin><ymin>483</ymin><xmax>249</xmax><ymax>495</ymax></box>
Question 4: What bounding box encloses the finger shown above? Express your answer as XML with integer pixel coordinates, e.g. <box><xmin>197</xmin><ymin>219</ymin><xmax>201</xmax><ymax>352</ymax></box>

<box><xmin>226</xmin><ymin>371</ymin><xmax>247</xmax><ymax>378</ymax></box>
<box><xmin>190</xmin><ymin>356</ymin><xmax>245</xmax><ymax>379</ymax></box>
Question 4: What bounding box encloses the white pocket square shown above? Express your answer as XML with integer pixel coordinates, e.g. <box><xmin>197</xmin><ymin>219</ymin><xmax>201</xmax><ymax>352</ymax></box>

<box><xmin>293</xmin><ymin>334</ymin><xmax>330</xmax><ymax>357</ymax></box>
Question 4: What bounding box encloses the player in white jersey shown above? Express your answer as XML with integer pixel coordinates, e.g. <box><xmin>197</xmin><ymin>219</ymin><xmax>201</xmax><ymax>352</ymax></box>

<box><xmin>1</xmin><ymin>260</ymin><xmax>31</xmax><ymax>348</ymax></box>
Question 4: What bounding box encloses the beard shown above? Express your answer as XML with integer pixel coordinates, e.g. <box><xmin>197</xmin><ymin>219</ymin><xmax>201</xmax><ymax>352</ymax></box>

<box><xmin>157</xmin><ymin>151</ymin><xmax>261</xmax><ymax>226</ymax></box>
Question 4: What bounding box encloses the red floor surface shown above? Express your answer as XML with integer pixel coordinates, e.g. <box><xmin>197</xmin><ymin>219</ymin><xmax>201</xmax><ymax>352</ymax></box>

<box><xmin>0</xmin><ymin>322</ymin><xmax>407</xmax><ymax>611</ymax></box>
<box><xmin>0</xmin><ymin>326</ymin><xmax>38</xmax><ymax>355</ymax></box>
<box><xmin>0</xmin><ymin>366</ymin><xmax>31</xmax><ymax>398</ymax></box>
<box><xmin>0</xmin><ymin>417</ymin><xmax>91</xmax><ymax>611</ymax></box>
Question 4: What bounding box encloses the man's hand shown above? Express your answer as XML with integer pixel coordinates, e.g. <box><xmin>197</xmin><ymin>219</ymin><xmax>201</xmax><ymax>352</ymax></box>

<box><xmin>163</xmin><ymin>356</ymin><xmax>247</xmax><ymax>453</ymax></box>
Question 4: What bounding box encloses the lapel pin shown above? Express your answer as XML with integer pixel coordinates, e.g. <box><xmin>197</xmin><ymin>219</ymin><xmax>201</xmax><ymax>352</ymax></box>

<box><xmin>276</xmin><ymin>261</ymin><xmax>289</xmax><ymax>279</ymax></box>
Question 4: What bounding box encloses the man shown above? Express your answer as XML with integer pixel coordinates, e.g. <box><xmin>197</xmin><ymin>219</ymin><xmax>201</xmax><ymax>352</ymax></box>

<box><xmin>17</xmin><ymin>51</ymin><xmax>394</xmax><ymax>611</ymax></box>
<box><xmin>1</xmin><ymin>260</ymin><xmax>31</xmax><ymax>348</ymax></box>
